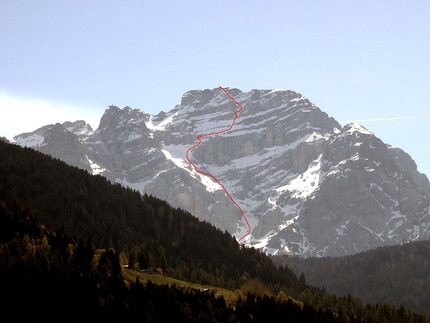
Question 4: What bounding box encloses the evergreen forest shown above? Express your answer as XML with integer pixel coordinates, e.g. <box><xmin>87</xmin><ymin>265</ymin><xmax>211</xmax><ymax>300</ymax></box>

<box><xmin>1</xmin><ymin>140</ymin><xmax>430</xmax><ymax>322</ymax></box>
<box><xmin>275</xmin><ymin>240</ymin><xmax>430</xmax><ymax>314</ymax></box>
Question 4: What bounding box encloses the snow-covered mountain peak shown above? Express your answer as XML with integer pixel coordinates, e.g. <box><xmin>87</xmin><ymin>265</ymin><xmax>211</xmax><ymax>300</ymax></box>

<box><xmin>13</xmin><ymin>120</ymin><xmax>93</xmax><ymax>148</ymax></box>
<box><xmin>13</xmin><ymin>87</ymin><xmax>430</xmax><ymax>258</ymax></box>
<box><xmin>342</xmin><ymin>122</ymin><xmax>374</xmax><ymax>136</ymax></box>
<box><xmin>13</xmin><ymin>124</ymin><xmax>52</xmax><ymax>148</ymax></box>
<box><xmin>63</xmin><ymin>120</ymin><xmax>94</xmax><ymax>139</ymax></box>
<box><xmin>180</xmin><ymin>87</ymin><xmax>241</xmax><ymax>106</ymax></box>
<box><xmin>96</xmin><ymin>105</ymin><xmax>151</xmax><ymax>136</ymax></box>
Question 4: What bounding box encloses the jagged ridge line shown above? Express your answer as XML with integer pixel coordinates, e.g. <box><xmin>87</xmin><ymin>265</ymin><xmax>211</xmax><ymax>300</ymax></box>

<box><xmin>185</xmin><ymin>86</ymin><xmax>251</xmax><ymax>241</ymax></box>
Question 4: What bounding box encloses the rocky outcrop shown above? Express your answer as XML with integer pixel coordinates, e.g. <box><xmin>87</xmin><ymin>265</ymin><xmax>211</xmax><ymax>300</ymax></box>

<box><xmin>14</xmin><ymin>88</ymin><xmax>430</xmax><ymax>257</ymax></box>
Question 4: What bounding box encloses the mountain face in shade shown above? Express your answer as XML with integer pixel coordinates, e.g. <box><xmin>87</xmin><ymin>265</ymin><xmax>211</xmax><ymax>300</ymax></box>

<box><xmin>14</xmin><ymin>87</ymin><xmax>430</xmax><ymax>257</ymax></box>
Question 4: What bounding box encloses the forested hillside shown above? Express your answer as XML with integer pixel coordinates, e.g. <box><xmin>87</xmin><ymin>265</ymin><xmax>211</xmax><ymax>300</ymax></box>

<box><xmin>0</xmin><ymin>141</ymin><xmax>299</xmax><ymax>291</ymax></box>
<box><xmin>1</xmin><ymin>140</ymin><xmax>430</xmax><ymax>322</ymax></box>
<box><xmin>275</xmin><ymin>241</ymin><xmax>430</xmax><ymax>313</ymax></box>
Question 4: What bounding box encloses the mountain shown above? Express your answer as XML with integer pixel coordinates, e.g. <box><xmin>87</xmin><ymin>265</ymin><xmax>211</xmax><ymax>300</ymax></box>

<box><xmin>14</xmin><ymin>87</ymin><xmax>430</xmax><ymax>257</ymax></box>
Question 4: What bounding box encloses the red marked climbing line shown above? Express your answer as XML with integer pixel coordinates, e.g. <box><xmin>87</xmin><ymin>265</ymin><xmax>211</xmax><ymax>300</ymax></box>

<box><xmin>186</xmin><ymin>86</ymin><xmax>251</xmax><ymax>241</ymax></box>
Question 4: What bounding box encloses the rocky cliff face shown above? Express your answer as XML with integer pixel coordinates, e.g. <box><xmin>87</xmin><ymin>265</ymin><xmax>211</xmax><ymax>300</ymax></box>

<box><xmin>14</xmin><ymin>87</ymin><xmax>430</xmax><ymax>257</ymax></box>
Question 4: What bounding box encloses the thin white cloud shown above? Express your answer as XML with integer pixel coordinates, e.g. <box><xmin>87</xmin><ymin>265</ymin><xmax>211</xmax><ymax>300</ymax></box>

<box><xmin>0</xmin><ymin>92</ymin><xmax>101</xmax><ymax>140</ymax></box>
<box><xmin>341</xmin><ymin>115</ymin><xmax>430</xmax><ymax>123</ymax></box>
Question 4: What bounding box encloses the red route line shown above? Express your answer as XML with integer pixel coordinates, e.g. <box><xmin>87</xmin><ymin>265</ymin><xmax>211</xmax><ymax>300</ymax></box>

<box><xmin>185</xmin><ymin>86</ymin><xmax>251</xmax><ymax>242</ymax></box>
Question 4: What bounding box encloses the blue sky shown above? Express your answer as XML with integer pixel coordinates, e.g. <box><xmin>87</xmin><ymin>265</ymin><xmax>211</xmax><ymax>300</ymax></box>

<box><xmin>1</xmin><ymin>1</ymin><xmax>429</xmax><ymax>177</ymax></box>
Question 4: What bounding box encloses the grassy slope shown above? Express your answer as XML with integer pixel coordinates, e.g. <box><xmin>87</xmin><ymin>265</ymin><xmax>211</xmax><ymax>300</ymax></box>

<box><xmin>122</xmin><ymin>268</ymin><xmax>240</xmax><ymax>306</ymax></box>
<box><xmin>122</xmin><ymin>268</ymin><xmax>304</xmax><ymax>309</ymax></box>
